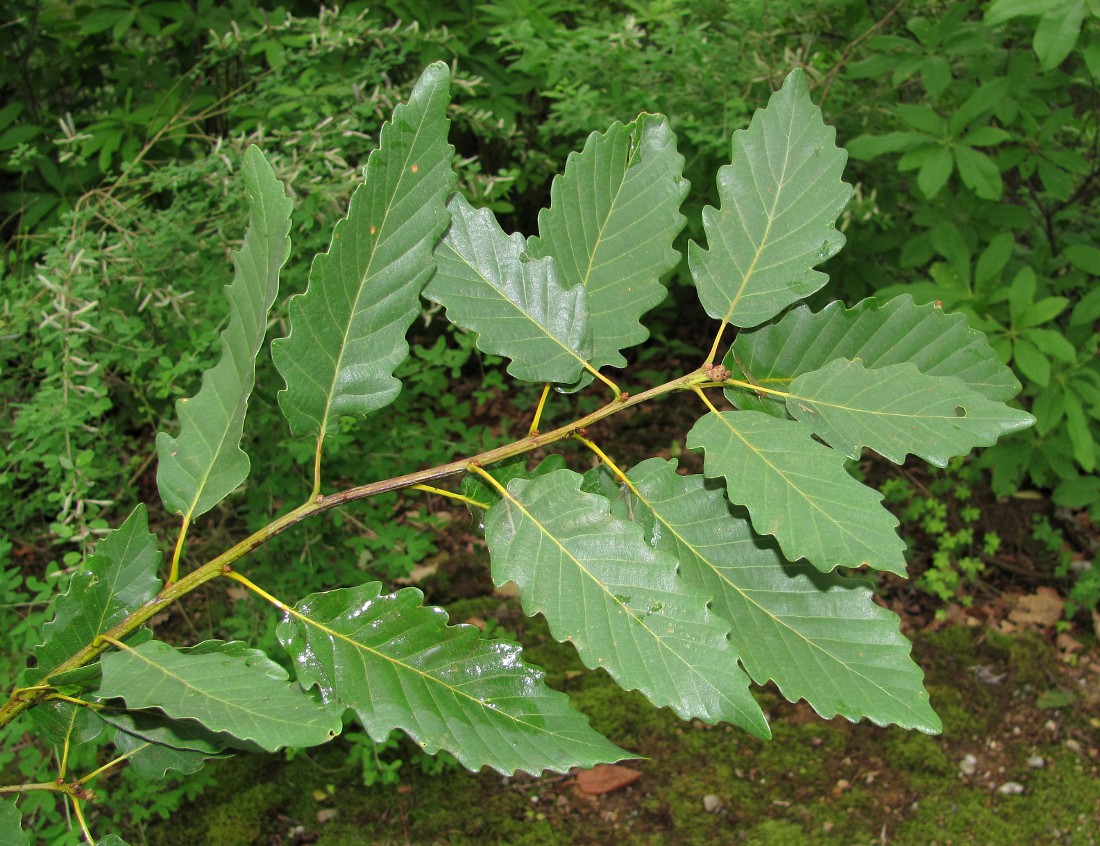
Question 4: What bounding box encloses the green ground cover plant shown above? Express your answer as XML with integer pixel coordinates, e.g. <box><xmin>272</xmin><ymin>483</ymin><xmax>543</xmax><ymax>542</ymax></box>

<box><xmin>0</xmin><ymin>62</ymin><xmax>1033</xmax><ymax>844</ymax></box>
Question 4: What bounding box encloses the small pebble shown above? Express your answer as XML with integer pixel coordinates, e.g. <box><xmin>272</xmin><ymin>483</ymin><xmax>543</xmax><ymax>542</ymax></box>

<box><xmin>959</xmin><ymin>754</ymin><xmax>978</xmax><ymax>776</ymax></box>
<box><xmin>703</xmin><ymin>794</ymin><xmax>722</xmax><ymax>813</ymax></box>
<box><xmin>997</xmin><ymin>781</ymin><xmax>1025</xmax><ymax>795</ymax></box>
<box><xmin>316</xmin><ymin>809</ymin><xmax>339</xmax><ymax>824</ymax></box>
<box><xmin>1027</xmin><ymin>755</ymin><xmax>1045</xmax><ymax>769</ymax></box>
<box><xmin>1065</xmin><ymin>739</ymin><xmax>1083</xmax><ymax>754</ymax></box>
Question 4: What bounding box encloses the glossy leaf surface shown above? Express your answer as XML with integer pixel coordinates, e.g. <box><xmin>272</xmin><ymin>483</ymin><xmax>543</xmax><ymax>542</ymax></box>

<box><xmin>529</xmin><ymin>114</ymin><xmax>688</xmax><ymax>372</ymax></box>
<box><xmin>724</xmin><ymin>295</ymin><xmax>1021</xmax><ymax>415</ymax></box>
<box><xmin>272</xmin><ymin>63</ymin><xmax>455</xmax><ymax>443</ymax></box>
<box><xmin>484</xmin><ymin>469</ymin><xmax>769</xmax><ymax>735</ymax></box>
<box><xmin>687</xmin><ymin>412</ymin><xmax>905</xmax><ymax>575</ymax></box>
<box><xmin>99</xmin><ymin>640</ymin><xmax>340</xmax><ymax>752</ymax></box>
<box><xmin>277</xmin><ymin>582</ymin><xmax>628</xmax><ymax>775</ymax></box>
<box><xmin>156</xmin><ymin>146</ymin><xmax>292</xmax><ymax>519</ymax></box>
<box><xmin>787</xmin><ymin>359</ymin><xmax>1035</xmax><ymax>465</ymax></box>
<box><xmin>619</xmin><ymin>459</ymin><xmax>940</xmax><ymax>731</ymax></box>
<box><xmin>99</xmin><ymin>710</ymin><xmax>233</xmax><ymax>779</ymax></box>
<box><xmin>426</xmin><ymin>194</ymin><xmax>591</xmax><ymax>384</ymax></box>
<box><xmin>31</xmin><ymin>505</ymin><xmax>161</xmax><ymax>682</ymax></box>
<box><xmin>689</xmin><ymin>69</ymin><xmax>850</xmax><ymax>330</ymax></box>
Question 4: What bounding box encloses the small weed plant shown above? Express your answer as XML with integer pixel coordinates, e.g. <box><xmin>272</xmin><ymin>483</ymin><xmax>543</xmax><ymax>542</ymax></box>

<box><xmin>0</xmin><ymin>65</ymin><xmax>1033</xmax><ymax>843</ymax></box>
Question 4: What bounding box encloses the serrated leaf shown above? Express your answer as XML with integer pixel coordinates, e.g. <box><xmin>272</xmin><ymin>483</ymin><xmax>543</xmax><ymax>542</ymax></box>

<box><xmin>0</xmin><ymin>800</ymin><xmax>28</xmax><ymax>846</ymax></box>
<box><xmin>99</xmin><ymin>640</ymin><xmax>340</xmax><ymax>752</ymax></box>
<box><xmin>31</xmin><ymin>505</ymin><xmax>161</xmax><ymax>682</ymax></box>
<box><xmin>484</xmin><ymin>469</ymin><xmax>769</xmax><ymax>735</ymax></box>
<box><xmin>156</xmin><ymin>146</ymin><xmax>292</xmax><ymax>520</ymax></box>
<box><xmin>689</xmin><ymin>69</ymin><xmax>851</xmax><ymax>330</ymax></box>
<box><xmin>459</xmin><ymin>454</ymin><xmax>567</xmax><ymax>515</ymax></box>
<box><xmin>277</xmin><ymin>582</ymin><xmax>628</xmax><ymax>775</ymax></box>
<box><xmin>687</xmin><ymin>411</ymin><xmax>906</xmax><ymax>575</ymax></box>
<box><xmin>786</xmin><ymin>359</ymin><xmax>1034</xmax><ymax>466</ymax></box>
<box><xmin>104</xmin><ymin>711</ymin><xmax>229</xmax><ymax>779</ymax></box>
<box><xmin>529</xmin><ymin>114</ymin><xmax>688</xmax><ymax>373</ymax></box>
<box><xmin>272</xmin><ymin>63</ymin><xmax>455</xmax><ymax>445</ymax></box>
<box><xmin>724</xmin><ymin>295</ymin><xmax>1021</xmax><ymax>416</ymax></box>
<box><xmin>619</xmin><ymin>459</ymin><xmax>940</xmax><ymax>732</ymax></box>
<box><xmin>425</xmin><ymin>194</ymin><xmax>591</xmax><ymax>384</ymax></box>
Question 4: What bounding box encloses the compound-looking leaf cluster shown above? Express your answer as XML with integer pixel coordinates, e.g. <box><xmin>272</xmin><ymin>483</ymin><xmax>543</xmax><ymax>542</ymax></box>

<box><xmin>4</xmin><ymin>63</ymin><xmax>1034</xmax><ymax>842</ymax></box>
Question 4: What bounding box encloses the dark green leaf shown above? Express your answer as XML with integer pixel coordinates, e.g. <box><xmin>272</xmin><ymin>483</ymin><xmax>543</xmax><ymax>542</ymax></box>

<box><xmin>278</xmin><ymin>582</ymin><xmax>629</xmax><ymax>774</ymax></box>
<box><xmin>272</xmin><ymin>63</ymin><xmax>455</xmax><ymax>444</ymax></box>
<box><xmin>954</xmin><ymin>146</ymin><xmax>1003</xmax><ymax>200</ymax></box>
<box><xmin>31</xmin><ymin>506</ymin><xmax>161</xmax><ymax>682</ymax></box>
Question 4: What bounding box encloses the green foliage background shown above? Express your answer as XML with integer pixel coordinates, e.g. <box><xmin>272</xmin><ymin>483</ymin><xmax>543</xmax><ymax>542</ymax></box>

<box><xmin>0</xmin><ymin>0</ymin><xmax>1096</xmax><ymax>840</ymax></box>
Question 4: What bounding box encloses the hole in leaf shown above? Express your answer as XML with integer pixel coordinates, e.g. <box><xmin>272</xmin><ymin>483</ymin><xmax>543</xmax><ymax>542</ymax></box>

<box><xmin>954</xmin><ymin>406</ymin><xmax>966</xmax><ymax>417</ymax></box>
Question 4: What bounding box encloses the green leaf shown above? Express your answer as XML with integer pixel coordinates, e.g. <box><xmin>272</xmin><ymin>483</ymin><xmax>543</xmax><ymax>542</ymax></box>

<box><xmin>272</xmin><ymin>63</ymin><xmax>455</xmax><ymax>445</ymax></box>
<box><xmin>104</xmin><ymin>711</ymin><xmax>229</xmax><ymax>779</ymax></box>
<box><xmin>459</xmin><ymin>454</ymin><xmax>567</xmax><ymax>515</ymax></box>
<box><xmin>99</xmin><ymin>640</ymin><xmax>340</xmax><ymax>752</ymax></box>
<box><xmin>425</xmin><ymin>194</ymin><xmax>591</xmax><ymax>384</ymax></box>
<box><xmin>974</xmin><ymin>233</ymin><xmax>1015</xmax><ymax>288</ymax></box>
<box><xmin>845</xmin><ymin>131</ymin><xmax>930</xmax><ymax>160</ymax></box>
<box><xmin>724</xmin><ymin>296</ymin><xmax>1021</xmax><ymax>416</ymax></box>
<box><xmin>277</xmin><ymin>582</ymin><xmax>629</xmax><ymax>774</ymax></box>
<box><xmin>1025</xmin><ymin>328</ymin><xmax>1077</xmax><ymax>363</ymax></box>
<box><xmin>619</xmin><ymin>459</ymin><xmax>940</xmax><ymax>732</ymax></box>
<box><xmin>689</xmin><ymin>69</ymin><xmax>851</xmax><ymax>330</ymax></box>
<box><xmin>786</xmin><ymin>359</ymin><xmax>1034</xmax><ymax>466</ymax></box>
<box><xmin>954</xmin><ymin>146</ymin><xmax>1003</xmax><ymax>200</ymax></box>
<box><xmin>1063</xmin><ymin>391</ymin><xmax>1096</xmax><ymax>471</ymax></box>
<box><xmin>1034</xmin><ymin>2</ymin><xmax>1085</xmax><ymax>70</ymax></box>
<box><xmin>1018</xmin><ymin>296</ymin><xmax>1070</xmax><ymax>328</ymax></box>
<box><xmin>484</xmin><ymin>469</ymin><xmax>769</xmax><ymax>734</ymax></box>
<box><xmin>1065</xmin><ymin>244</ymin><xmax>1100</xmax><ymax>275</ymax></box>
<box><xmin>986</xmin><ymin>0</ymin><xmax>1045</xmax><ymax>23</ymax></box>
<box><xmin>0</xmin><ymin>800</ymin><xmax>28</xmax><ymax>846</ymax></box>
<box><xmin>961</xmin><ymin>127</ymin><xmax>1011</xmax><ymax>147</ymax></box>
<box><xmin>156</xmin><ymin>146</ymin><xmax>293</xmax><ymax>520</ymax></box>
<box><xmin>917</xmin><ymin>145</ymin><xmax>953</xmax><ymax>198</ymax></box>
<box><xmin>1013</xmin><ymin>337</ymin><xmax>1051</xmax><ymax>387</ymax></box>
<box><xmin>528</xmin><ymin>114</ymin><xmax>688</xmax><ymax>372</ymax></box>
<box><xmin>31</xmin><ymin>506</ymin><xmax>161</xmax><ymax>682</ymax></box>
<box><xmin>687</xmin><ymin>412</ymin><xmax>906</xmax><ymax>575</ymax></box>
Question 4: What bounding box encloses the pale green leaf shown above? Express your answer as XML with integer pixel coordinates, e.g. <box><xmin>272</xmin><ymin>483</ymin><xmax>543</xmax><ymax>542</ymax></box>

<box><xmin>687</xmin><ymin>412</ymin><xmax>906</xmax><ymax>575</ymax></box>
<box><xmin>724</xmin><ymin>295</ymin><xmax>1021</xmax><ymax>415</ymax></box>
<box><xmin>99</xmin><ymin>640</ymin><xmax>340</xmax><ymax>752</ymax></box>
<box><xmin>425</xmin><ymin>194</ymin><xmax>590</xmax><ymax>384</ymax></box>
<box><xmin>619</xmin><ymin>459</ymin><xmax>940</xmax><ymax>732</ymax></box>
<box><xmin>484</xmin><ymin>469</ymin><xmax>770</xmax><ymax>735</ymax></box>
<box><xmin>529</xmin><ymin>114</ymin><xmax>688</xmax><ymax>372</ymax></box>
<box><xmin>31</xmin><ymin>505</ymin><xmax>161</xmax><ymax>682</ymax></box>
<box><xmin>272</xmin><ymin>63</ymin><xmax>455</xmax><ymax>443</ymax></box>
<box><xmin>689</xmin><ymin>69</ymin><xmax>851</xmax><ymax>329</ymax></box>
<box><xmin>1035</xmin><ymin>2</ymin><xmax>1085</xmax><ymax>69</ymax></box>
<box><xmin>787</xmin><ymin>359</ymin><xmax>1035</xmax><ymax>466</ymax></box>
<box><xmin>277</xmin><ymin>582</ymin><xmax>629</xmax><ymax>774</ymax></box>
<box><xmin>156</xmin><ymin>146</ymin><xmax>292</xmax><ymax>520</ymax></box>
<box><xmin>0</xmin><ymin>801</ymin><xmax>28</xmax><ymax>846</ymax></box>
